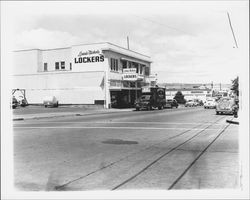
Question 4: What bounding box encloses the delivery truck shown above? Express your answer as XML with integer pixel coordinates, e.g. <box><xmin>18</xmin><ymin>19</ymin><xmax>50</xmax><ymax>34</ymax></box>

<box><xmin>135</xmin><ymin>86</ymin><xmax>166</xmax><ymax>111</ymax></box>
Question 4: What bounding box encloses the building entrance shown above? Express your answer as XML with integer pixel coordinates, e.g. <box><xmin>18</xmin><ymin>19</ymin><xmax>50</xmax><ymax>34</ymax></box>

<box><xmin>110</xmin><ymin>90</ymin><xmax>141</xmax><ymax>108</ymax></box>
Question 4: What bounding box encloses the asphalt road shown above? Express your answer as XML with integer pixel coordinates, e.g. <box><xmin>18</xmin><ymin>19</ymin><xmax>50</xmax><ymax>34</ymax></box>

<box><xmin>13</xmin><ymin>107</ymin><xmax>239</xmax><ymax>191</ymax></box>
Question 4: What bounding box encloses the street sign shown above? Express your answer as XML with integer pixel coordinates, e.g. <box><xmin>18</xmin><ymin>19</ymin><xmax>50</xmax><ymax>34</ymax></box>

<box><xmin>123</xmin><ymin>68</ymin><xmax>136</xmax><ymax>74</ymax></box>
<box><xmin>122</xmin><ymin>74</ymin><xmax>137</xmax><ymax>81</ymax></box>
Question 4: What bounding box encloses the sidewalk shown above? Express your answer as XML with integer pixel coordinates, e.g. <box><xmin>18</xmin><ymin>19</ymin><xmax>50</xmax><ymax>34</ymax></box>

<box><xmin>13</xmin><ymin>107</ymin><xmax>134</xmax><ymax>121</ymax></box>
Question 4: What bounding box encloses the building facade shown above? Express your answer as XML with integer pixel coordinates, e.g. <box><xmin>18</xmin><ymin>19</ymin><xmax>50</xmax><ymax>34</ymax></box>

<box><xmin>165</xmin><ymin>88</ymin><xmax>212</xmax><ymax>102</ymax></box>
<box><xmin>13</xmin><ymin>42</ymin><xmax>154</xmax><ymax>108</ymax></box>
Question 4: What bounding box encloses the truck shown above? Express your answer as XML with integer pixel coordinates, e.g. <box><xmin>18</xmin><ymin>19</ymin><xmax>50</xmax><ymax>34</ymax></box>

<box><xmin>135</xmin><ymin>86</ymin><xmax>166</xmax><ymax>111</ymax></box>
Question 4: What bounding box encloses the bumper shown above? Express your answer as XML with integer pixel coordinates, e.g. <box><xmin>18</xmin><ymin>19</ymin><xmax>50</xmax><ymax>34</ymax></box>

<box><xmin>216</xmin><ymin>109</ymin><xmax>234</xmax><ymax>114</ymax></box>
<box><xmin>165</xmin><ymin>104</ymin><xmax>172</xmax><ymax>108</ymax></box>
<box><xmin>204</xmin><ymin>105</ymin><xmax>216</xmax><ymax>108</ymax></box>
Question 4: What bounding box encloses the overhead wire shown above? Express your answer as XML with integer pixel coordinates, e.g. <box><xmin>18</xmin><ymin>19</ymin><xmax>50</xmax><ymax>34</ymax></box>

<box><xmin>132</xmin><ymin>15</ymin><xmax>195</xmax><ymax>36</ymax></box>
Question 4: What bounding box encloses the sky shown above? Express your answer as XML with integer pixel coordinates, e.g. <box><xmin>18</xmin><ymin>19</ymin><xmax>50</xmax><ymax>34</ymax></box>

<box><xmin>3</xmin><ymin>1</ymin><xmax>249</xmax><ymax>84</ymax></box>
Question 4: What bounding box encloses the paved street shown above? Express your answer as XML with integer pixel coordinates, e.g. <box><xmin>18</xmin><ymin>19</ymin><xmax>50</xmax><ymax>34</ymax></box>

<box><xmin>13</xmin><ymin>107</ymin><xmax>239</xmax><ymax>191</ymax></box>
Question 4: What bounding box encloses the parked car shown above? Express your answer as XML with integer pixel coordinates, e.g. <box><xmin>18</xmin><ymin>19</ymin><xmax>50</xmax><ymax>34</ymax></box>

<box><xmin>204</xmin><ymin>98</ymin><xmax>216</xmax><ymax>109</ymax></box>
<box><xmin>196</xmin><ymin>100</ymin><xmax>204</xmax><ymax>106</ymax></box>
<box><xmin>185</xmin><ymin>100</ymin><xmax>196</xmax><ymax>107</ymax></box>
<box><xmin>216</xmin><ymin>97</ymin><xmax>235</xmax><ymax>115</ymax></box>
<box><xmin>43</xmin><ymin>96</ymin><xmax>59</xmax><ymax>108</ymax></box>
<box><xmin>165</xmin><ymin>99</ymin><xmax>178</xmax><ymax>108</ymax></box>
<box><xmin>12</xmin><ymin>96</ymin><xmax>18</xmax><ymax>109</ymax></box>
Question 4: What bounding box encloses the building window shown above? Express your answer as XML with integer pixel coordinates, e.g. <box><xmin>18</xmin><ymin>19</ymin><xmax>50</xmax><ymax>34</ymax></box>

<box><xmin>55</xmin><ymin>62</ymin><xmax>59</xmax><ymax>70</ymax></box>
<box><xmin>70</xmin><ymin>63</ymin><xmax>72</xmax><ymax>70</ymax></box>
<box><xmin>145</xmin><ymin>66</ymin><xmax>150</xmax><ymax>76</ymax></box>
<box><xmin>110</xmin><ymin>58</ymin><xmax>118</xmax><ymax>72</ymax></box>
<box><xmin>140</xmin><ymin>64</ymin><xmax>145</xmax><ymax>75</ymax></box>
<box><xmin>134</xmin><ymin>63</ymin><xmax>139</xmax><ymax>73</ymax></box>
<box><xmin>61</xmin><ymin>61</ymin><xmax>65</xmax><ymax>70</ymax></box>
<box><xmin>44</xmin><ymin>63</ymin><xmax>48</xmax><ymax>71</ymax></box>
<box><xmin>128</xmin><ymin>62</ymin><xmax>132</xmax><ymax>68</ymax></box>
<box><xmin>121</xmin><ymin>60</ymin><xmax>127</xmax><ymax>69</ymax></box>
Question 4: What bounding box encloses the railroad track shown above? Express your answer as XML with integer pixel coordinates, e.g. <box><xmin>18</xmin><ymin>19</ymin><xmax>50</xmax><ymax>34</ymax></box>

<box><xmin>53</xmin><ymin>115</ymin><xmax>228</xmax><ymax>191</ymax></box>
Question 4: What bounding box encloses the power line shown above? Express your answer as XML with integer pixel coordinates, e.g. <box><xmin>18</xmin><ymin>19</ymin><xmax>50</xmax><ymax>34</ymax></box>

<box><xmin>227</xmin><ymin>12</ymin><xmax>238</xmax><ymax>48</ymax></box>
<box><xmin>133</xmin><ymin>15</ymin><xmax>194</xmax><ymax>36</ymax></box>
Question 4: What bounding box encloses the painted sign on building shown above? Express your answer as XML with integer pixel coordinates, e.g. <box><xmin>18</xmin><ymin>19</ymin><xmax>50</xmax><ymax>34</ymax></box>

<box><xmin>74</xmin><ymin>49</ymin><xmax>104</xmax><ymax>64</ymax></box>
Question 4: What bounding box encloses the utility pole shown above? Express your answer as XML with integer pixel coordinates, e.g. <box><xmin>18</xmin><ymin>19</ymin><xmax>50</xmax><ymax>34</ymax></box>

<box><xmin>127</xmin><ymin>36</ymin><xmax>130</xmax><ymax>50</ymax></box>
<box><xmin>227</xmin><ymin>12</ymin><xmax>238</xmax><ymax>48</ymax></box>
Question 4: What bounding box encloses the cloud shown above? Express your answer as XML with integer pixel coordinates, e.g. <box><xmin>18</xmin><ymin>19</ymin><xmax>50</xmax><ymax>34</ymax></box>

<box><xmin>12</xmin><ymin>6</ymin><xmax>246</xmax><ymax>84</ymax></box>
<box><xmin>14</xmin><ymin>28</ymin><xmax>82</xmax><ymax>49</ymax></box>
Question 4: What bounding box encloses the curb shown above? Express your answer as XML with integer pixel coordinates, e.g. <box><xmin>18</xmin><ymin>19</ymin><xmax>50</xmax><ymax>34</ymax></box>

<box><xmin>226</xmin><ymin>119</ymin><xmax>239</xmax><ymax>125</ymax></box>
<box><xmin>13</xmin><ymin>109</ymin><xmax>134</xmax><ymax>121</ymax></box>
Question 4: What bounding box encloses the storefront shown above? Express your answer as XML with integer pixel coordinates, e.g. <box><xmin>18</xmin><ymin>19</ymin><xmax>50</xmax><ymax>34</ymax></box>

<box><xmin>13</xmin><ymin>42</ymin><xmax>153</xmax><ymax>108</ymax></box>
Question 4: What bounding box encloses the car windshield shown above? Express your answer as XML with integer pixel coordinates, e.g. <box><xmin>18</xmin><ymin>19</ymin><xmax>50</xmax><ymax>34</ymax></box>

<box><xmin>219</xmin><ymin>98</ymin><xmax>231</xmax><ymax>102</ymax></box>
<box><xmin>167</xmin><ymin>100</ymin><xmax>173</xmax><ymax>102</ymax></box>
<box><xmin>140</xmin><ymin>95</ymin><xmax>151</xmax><ymax>101</ymax></box>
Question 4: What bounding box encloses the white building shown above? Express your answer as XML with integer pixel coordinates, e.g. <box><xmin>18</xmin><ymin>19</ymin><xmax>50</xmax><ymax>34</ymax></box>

<box><xmin>13</xmin><ymin>42</ymin><xmax>153</xmax><ymax>108</ymax></box>
<box><xmin>165</xmin><ymin>88</ymin><xmax>212</xmax><ymax>102</ymax></box>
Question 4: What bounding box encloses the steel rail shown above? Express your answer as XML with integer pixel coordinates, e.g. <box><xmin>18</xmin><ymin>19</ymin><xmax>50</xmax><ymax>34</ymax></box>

<box><xmin>111</xmin><ymin>116</ymin><xmax>227</xmax><ymax>190</ymax></box>
<box><xmin>54</xmin><ymin>116</ymin><xmax>225</xmax><ymax>191</ymax></box>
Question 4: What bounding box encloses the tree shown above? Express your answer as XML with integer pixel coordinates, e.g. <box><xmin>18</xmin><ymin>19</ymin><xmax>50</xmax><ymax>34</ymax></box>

<box><xmin>174</xmin><ymin>91</ymin><xmax>186</xmax><ymax>104</ymax></box>
<box><xmin>231</xmin><ymin>76</ymin><xmax>239</xmax><ymax>96</ymax></box>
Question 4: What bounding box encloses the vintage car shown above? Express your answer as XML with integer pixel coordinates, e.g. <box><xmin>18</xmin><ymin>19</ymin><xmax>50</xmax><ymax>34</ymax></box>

<box><xmin>185</xmin><ymin>100</ymin><xmax>196</xmax><ymax>107</ymax></box>
<box><xmin>43</xmin><ymin>96</ymin><xmax>59</xmax><ymax>108</ymax></box>
<box><xmin>204</xmin><ymin>98</ymin><xmax>216</xmax><ymax>109</ymax></box>
<box><xmin>216</xmin><ymin>97</ymin><xmax>235</xmax><ymax>115</ymax></box>
<box><xmin>165</xmin><ymin>99</ymin><xmax>179</xmax><ymax>108</ymax></box>
<box><xmin>12</xmin><ymin>96</ymin><xmax>18</xmax><ymax>109</ymax></box>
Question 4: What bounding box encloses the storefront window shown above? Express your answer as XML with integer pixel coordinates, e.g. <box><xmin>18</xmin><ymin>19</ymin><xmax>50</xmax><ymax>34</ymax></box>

<box><xmin>130</xmin><ymin>82</ymin><xmax>136</xmax><ymax>88</ymax></box>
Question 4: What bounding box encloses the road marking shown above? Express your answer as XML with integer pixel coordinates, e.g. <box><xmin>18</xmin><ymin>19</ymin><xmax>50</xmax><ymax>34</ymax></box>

<box><xmin>13</xmin><ymin>126</ymin><xmax>223</xmax><ymax>130</ymax></box>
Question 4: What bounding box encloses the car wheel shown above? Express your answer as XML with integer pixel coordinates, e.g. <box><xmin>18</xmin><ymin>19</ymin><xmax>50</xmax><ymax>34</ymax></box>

<box><xmin>216</xmin><ymin>111</ymin><xmax>219</xmax><ymax>115</ymax></box>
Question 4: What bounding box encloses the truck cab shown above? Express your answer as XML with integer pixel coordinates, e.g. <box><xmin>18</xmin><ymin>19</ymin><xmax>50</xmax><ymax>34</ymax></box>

<box><xmin>135</xmin><ymin>87</ymin><xmax>166</xmax><ymax>111</ymax></box>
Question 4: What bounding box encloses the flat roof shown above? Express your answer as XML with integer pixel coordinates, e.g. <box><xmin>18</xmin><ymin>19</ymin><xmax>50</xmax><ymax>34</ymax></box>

<box><xmin>13</xmin><ymin>42</ymin><xmax>151</xmax><ymax>60</ymax></box>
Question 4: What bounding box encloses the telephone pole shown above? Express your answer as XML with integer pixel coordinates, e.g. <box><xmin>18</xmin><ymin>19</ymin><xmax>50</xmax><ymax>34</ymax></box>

<box><xmin>127</xmin><ymin>36</ymin><xmax>130</xmax><ymax>50</ymax></box>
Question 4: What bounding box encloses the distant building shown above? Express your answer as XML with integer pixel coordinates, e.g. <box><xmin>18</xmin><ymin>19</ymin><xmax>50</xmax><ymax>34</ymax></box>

<box><xmin>160</xmin><ymin>82</ymin><xmax>232</xmax><ymax>102</ymax></box>
<box><xmin>165</xmin><ymin>87</ymin><xmax>211</xmax><ymax>102</ymax></box>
